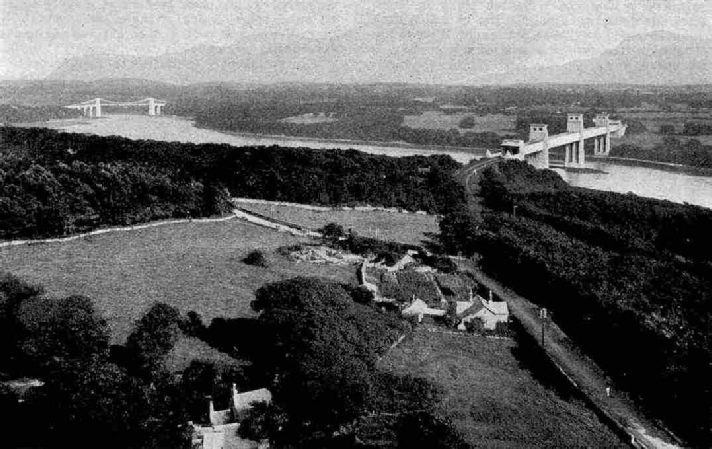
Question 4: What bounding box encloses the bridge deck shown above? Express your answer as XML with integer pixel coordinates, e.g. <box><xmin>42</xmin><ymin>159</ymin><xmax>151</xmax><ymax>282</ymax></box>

<box><xmin>521</xmin><ymin>125</ymin><xmax>623</xmax><ymax>155</ymax></box>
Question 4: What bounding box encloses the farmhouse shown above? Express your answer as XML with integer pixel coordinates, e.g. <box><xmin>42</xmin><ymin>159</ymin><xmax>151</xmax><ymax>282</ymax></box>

<box><xmin>459</xmin><ymin>297</ymin><xmax>510</xmax><ymax>331</ymax></box>
<box><xmin>191</xmin><ymin>384</ymin><xmax>272</xmax><ymax>449</ymax></box>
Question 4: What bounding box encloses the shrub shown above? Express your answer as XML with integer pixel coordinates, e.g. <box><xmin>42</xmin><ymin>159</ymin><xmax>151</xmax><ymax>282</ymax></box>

<box><xmin>277</xmin><ymin>244</ymin><xmax>304</xmax><ymax>257</ymax></box>
<box><xmin>244</xmin><ymin>249</ymin><xmax>268</xmax><ymax>267</ymax></box>
<box><xmin>459</xmin><ymin>115</ymin><xmax>476</xmax><ymax>129</ymax></box>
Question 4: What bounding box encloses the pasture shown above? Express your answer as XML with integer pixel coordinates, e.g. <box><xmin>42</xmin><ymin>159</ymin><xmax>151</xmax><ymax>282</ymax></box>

<box><xmin>236</xmin><ymin>202</ymin><xmax>440</xmax><ymax>246</ymax></box>
<box><xmin>402</xmin><ymin>111</ymin><xmax>516</xmax><ymax>135</ymax></box>
<box><xmin>618</xmin><ymin>131</ymin><xmax>712</xmax><ymax>149</ymax></box>
<box><xmin>278</xmin><ymin>112</ymin><xmax>338</xmax><ymax>124</ymax></box>
<box><xmin>379</xmin><ymin>328</ymin><xmax>624</xmax><ymax>448</ymax></box>
<box><xmin>0</xmin><ymin>219</ymin><xmax>357</xmax><ymax>344</ymax></box>
<box><xmin>620</xmin><ymin>111</ymin><xmax>712</xmax><ymax>134</ymax></box>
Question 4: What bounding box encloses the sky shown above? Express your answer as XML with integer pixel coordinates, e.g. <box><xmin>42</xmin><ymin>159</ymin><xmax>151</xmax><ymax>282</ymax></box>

<box><xmin>1</xmin><ymin>0</ymin><xmax>711</xmax><ymax>79</ymax></box>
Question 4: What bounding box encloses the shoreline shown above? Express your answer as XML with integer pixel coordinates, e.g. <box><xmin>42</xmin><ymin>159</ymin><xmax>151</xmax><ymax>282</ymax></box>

<box><xmin>193</xmin><ymin>122</ymin><xmax>489</xmax><ymax>156</ymax></box>
<box><xmin>591</xmin><ymin>155</ymin><xmax>712</xmax><ymax>176</ymax></box>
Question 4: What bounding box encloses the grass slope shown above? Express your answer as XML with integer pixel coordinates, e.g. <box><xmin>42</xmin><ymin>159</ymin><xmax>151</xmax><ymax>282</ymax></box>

<box><xmin>236</xmin><ymin>203</ymin><xmax>439</xmax><ymax>246</ymax></box>
<box><xmin>379</xmin><ymin>328</ymin><xmax>624</xmax><ymax>448</ymax></box>
<box><xmin>0</xmin><ymin>219</ymin><xmax>357</xmax><ymax>343</ymax></box>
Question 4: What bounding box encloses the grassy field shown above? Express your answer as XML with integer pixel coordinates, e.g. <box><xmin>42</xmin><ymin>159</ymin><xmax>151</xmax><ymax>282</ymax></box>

<box><xmin>236</xmin><ymin>202</ymin><xmax>440</xmax><ymax>246</ymax></box>
<box><xmin>617</xmin><ymin>131</ymin><xmax>712</xmax><ymax>149</ymax></box>
<box><xmin>402</xmin><ymin>111</ymin><xmax>516</xmax><ymax>135</ymax></box>
<box><xmin>620</xmin><ymin>111</ymin><xmax>712</xmax><ymax>135</ymax></box>
<box><xmin>379</xmin><ymin>328</ymin><xmax>625</xmax><ymax>448</ymax></box>
<box><xmin>0</xmin><ymin>219</ymin><xmax>357</xmax><ymax>344</ymax></box>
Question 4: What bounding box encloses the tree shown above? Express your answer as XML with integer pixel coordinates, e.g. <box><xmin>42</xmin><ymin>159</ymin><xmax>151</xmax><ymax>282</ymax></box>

<box><xmin>37</xmin><ymin>361</ymin><xmax>148</xmax><ymax>448</ymax></box>
<box><xmin>243</xmin><ymin>249</ymin><xmax>268</xmax><ymax>267</ymax></box>
<box><xmin>319</xmin><ymin>222</ymin><xmax>346</xmax><ymax>244</ymax></box>
<box><xmin>458</xmin><ymin>115</ymin><xmax>476</xmax><ymax>129</ymax></box>
<box><xmin>659</xmin><ymin>124</ymin><xmax>676</xmax><ymax>135</ymax></box>
<box><xmin>251</xmin><ymin>277</ymin><xmax>401</xmax><ymax>434</ymax></box>
<box><xmin>238</xmin><ymin>402</ymin><xmax>289</xmax><ymax>445</ymax></box>
<box><xmin>18</xmin><ymin>295</ymin><xmax>110</xmax><ymax>373</ymax></box>
<box><xmin>202</xmin><ymin>182</ymin><xmax>232</xmax><ymax>216</ymax></box>
<box><xmin>125</xmin><ymin>302</ymin><xmax>183</xmax><ymax>376</ymax></box>
<box><xmin>439</xmin><ymin>205</ymin><xmax>482</xmax><ymax>256</ymax></box>
<box><xmin>0</xmin><ymin>272</ymin><xmax>44</xmax><ymax>373</ymax></box>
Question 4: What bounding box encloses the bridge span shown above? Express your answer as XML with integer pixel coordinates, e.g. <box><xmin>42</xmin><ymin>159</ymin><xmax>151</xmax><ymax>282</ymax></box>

<box><xmin>65</xmin><ymin>98</ymin><xmax>167</xmax><ymax>118</ymax></box>
<box><xmin>500</xmin><ymin>114</ymin><xmax>626</xmax><ymax>169</ymax></box>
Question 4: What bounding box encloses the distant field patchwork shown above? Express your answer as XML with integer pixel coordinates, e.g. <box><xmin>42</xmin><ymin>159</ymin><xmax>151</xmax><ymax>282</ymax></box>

<box><xmin>402</xmin><ymin>111</ymin><xmax>516</xmax><ymax>135</ymax></box>
<box><xmin>236</xmin><ymin>202</ymin><xmax>439</xmax><ymax>246</ymax></box>
<box><xmin>618</xmin><ymin>132</ymin><xmax>712</xmax><ymax>149</ymax></box>
<box><xmin>0</xmin><ymin>220</ymin><xmax>357</xmax><ymax>343</ymax></box>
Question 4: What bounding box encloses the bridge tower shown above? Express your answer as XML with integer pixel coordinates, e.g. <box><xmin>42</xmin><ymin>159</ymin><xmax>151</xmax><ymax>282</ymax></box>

<box><xmin>593</xmin><ymin>113</ymin><xmax>611</xmax><ymax>155</ymax></box>
<box><xmin>528</xmin><ymin>124</ymin><xmax>549</xmax><ymax>169</ymax></box>
<box><xmin>564</xmin><ymin>114</ymin><xmax>585</xmax><ymax>167</ymax></box>
<box><xmin>94</xmin><ymin>98</ymin><xmax>102</xmax><ymax>118</ymax></box>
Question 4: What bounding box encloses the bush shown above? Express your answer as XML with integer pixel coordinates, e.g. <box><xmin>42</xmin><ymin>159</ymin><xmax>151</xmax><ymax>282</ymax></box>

<box><xmin>459</xmin><ymin>115</ymin><xmax>476</xmax><ymax>129</ymax></box>
<box><xmin>277</xmin><ymin>244</ymin><xmax>304</xmax><ymax>257</ymax></box>
<box><xmin>659</xmin><ymin>124</ymin><xmax>676</xmax><ymax>135</ymax></box>
<box><xmin>244</xmin><ymin>250</ymin><xmax>268</xmax><ymax>267</ymax></box>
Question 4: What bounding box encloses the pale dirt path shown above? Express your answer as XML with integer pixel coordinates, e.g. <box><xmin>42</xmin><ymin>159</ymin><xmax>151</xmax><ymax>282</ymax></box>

<box><xmin>0</xmin><ymin>207</ymin><xmax>319</xmax><ymax>249</ymax></box>
<box><xmin>455</xmin><ymin>258</ymin><xmax>684</xmax><ymax>449</ymax></box>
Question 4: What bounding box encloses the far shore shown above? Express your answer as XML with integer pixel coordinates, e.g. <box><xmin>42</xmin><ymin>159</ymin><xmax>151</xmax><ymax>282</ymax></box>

<box><xmin>592</xmin><ymin>155</ymin><xmax>712</xmax><ymax>177</ymax></box>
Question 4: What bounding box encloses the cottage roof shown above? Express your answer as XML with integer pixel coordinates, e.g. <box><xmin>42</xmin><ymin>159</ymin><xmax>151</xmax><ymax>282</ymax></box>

<box><xmin>484</xmin><ymin>300</ymin><xmax>509</xmax><ymax>316</ymax></box>
<box><xmin>233</xmin><ymin>387</ymin><xmax>272</xmax><ymax>413</ymax></box>
<box><xmin>402</xmin><ymin>298</ymin><xmax>445</xmax><ymax>317</ymax></box>
<box><xmin>209</xmin><ymin>408</ymin><xmax>233</xmax><ymax>426</ymax></box>
<box><xmin>455</xmin><ymin>300</ymin><xmax>483</xmax><ymax>316</ymax></box>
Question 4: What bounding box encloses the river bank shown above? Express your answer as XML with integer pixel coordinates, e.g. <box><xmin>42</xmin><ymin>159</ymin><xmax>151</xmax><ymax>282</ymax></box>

<box><xmin>591</xmin><ymin>155</ymin><xmax>712</xmax><ymax>176</ymax></box>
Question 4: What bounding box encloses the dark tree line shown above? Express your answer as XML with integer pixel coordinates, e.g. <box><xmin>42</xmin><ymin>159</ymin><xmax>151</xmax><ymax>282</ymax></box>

<box><xmin>440</xmin><ymin>160</ymin><xmax>712</xmax><ymax>446</ymax></box>
<box><xmin>0</xmin><ymin>126</ymin><xmax>465</xmax><ymax>239</ymax></box>
<box><xmin>612</xmin><ymin>137</ymin><xmax>712</xmax><ymax>168</ymax></box>
<box><xmin>0</xmin><ymin>105</ymin><xmax>82</xmax><ymax>123</ymax></box>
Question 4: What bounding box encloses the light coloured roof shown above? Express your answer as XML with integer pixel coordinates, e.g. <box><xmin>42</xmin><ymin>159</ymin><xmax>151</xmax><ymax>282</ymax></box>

<box><xmin>210</xmin><ymin>408</ymin><xmax>232</xmax><ymax>426</ymax></box>
<box><xmin>455</xmin><ymin>300</ymin><xmax>482</xmax><ymax>315</ymax></box>
<box><xmin>483</xmin><ymin>299</ymin><xmax>509</xmax><ymax>316</ymax></box>
<box><xmin>402</xmin><ymin>298</ymin><xmax>445</xmax><ymax>317</ymax></box>
<box><xmin>233</xmin><ymin>388</ymin><xmax>272</xmax><ymax>412</ymax></box>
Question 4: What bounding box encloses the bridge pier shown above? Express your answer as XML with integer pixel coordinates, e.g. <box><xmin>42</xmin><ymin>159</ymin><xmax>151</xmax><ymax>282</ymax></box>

<box><xmin>94</xmin><ymin>98</ymin><xmax>102</xmax><ymax>118</ymax></box>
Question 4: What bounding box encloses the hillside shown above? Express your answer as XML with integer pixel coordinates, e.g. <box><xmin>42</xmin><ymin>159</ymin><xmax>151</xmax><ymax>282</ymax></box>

<box><xmin>47</xmin><ymin>31</ymin><xmax>710</xmax><ymax>86</ymax></box>
<box><xmin>481</xmin><ymin>31</ymin><xmax>712</xmax><ymax>85</ymax></box>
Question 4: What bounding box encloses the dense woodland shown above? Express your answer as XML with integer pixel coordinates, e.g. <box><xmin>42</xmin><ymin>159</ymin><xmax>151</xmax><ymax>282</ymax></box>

<box><xmin>0</xmin><ymin>126</ymin><xmax>465</xmax><ymax>239</ymax></box>
<box><xmin>440</xmin><ymin>160</ymin><xmax>712</xmax><ymax>445</ymax></box>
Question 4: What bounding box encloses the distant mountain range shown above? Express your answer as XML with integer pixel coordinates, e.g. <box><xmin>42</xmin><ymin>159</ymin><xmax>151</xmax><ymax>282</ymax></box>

<box><xmin>47</xmin><ymin>30</ymin><xmax>712</xmax><ymax>86</ymax></box>
<box><xmin>477</xmin><ymin>31</ymin><xmax>712</xmax><ymax>85</ymax></box>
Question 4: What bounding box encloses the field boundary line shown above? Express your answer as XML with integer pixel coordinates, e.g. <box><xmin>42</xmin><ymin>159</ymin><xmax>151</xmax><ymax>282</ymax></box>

<box><xmin>0</xmin><ymin>213</ymin><xmax>240</xmax><ymax>249</ymax></box>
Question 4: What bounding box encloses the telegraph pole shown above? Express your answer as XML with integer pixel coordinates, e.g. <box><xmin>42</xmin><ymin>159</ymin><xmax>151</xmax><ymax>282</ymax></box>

<box><xmin>539</xmin><ymin>307</ymin><xmax>548</xmax><ymax>347</ymax></box>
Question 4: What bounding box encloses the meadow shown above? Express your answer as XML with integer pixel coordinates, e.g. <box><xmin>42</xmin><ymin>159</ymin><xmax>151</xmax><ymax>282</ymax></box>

<box><xmin>235</xmin><ymin>202</ymin><xmax>440</xmax><ymax>246</ymax></box>
<box><xmin>402</xmin><ymin>111</ymin><xmax>516</xmax><ymax>135</ymax></box>
<box><xmin>0</xmin><ymin>219</ymin><xmax>357</xmax><ymax>344</ymax></box>
<box><xmin>379</xmin><ymin>328</ymin><xmax>625</xmax><ymax>448</ymax></box>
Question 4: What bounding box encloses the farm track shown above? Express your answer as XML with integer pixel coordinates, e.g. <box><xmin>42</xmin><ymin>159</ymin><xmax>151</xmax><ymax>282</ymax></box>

<box><xmin>0</xmin><ymin>205</ymin><xmax>321</xmax><ymax>250</ymax></box>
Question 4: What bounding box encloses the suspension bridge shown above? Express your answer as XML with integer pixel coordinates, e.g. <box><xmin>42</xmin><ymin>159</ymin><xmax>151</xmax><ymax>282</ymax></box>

<box><xmin>65</xmin><ymin>97</ymin><xmax>167</xmax><ymax>118</ymax></box>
